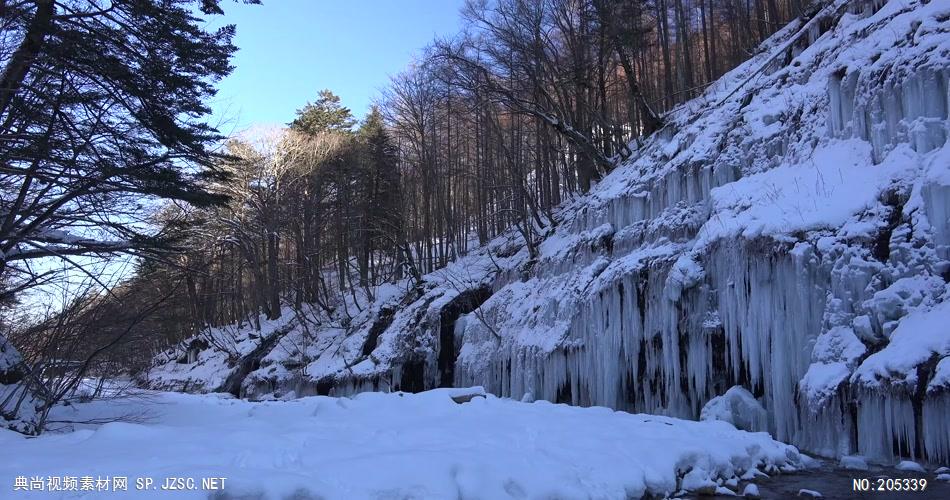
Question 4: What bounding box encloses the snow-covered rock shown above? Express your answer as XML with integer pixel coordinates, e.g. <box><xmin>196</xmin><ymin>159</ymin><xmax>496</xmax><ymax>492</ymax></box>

<box><xmin>681</xmin><ymin>468</ymin><xmax>718</xmax><ymax>494</ymax></box>
<box><xmin>742</xmin><ymin>483</ymin><xmax>761</xmax><ymax>498</ymax></box>
<box><xmin>448</xmin><ymin>386</ymin><xmax>486</xmax><ymax>403</ymax></box>
<box><xmin>715</xmin><ymin>485</ymin><xmax>739</xmax><ymax>496</ymax></box>
<box><xmin>144</xmin><ymin>311</ymin><xmax>299</xmax><ymax>395</ymax></box>
<box><xmin>700</xmin><ymin>386</ymin><xmax>768</xmax><ymax>432</ymax></box>
<box><xmin>839</xmin><ymin>455</ymin><xmax>870</xmax><ymax>470</ymax></box>
<box><xmin>895</xmin><ymin>460</ymin><xmax>927</xmax><ymax>473</ymax></box>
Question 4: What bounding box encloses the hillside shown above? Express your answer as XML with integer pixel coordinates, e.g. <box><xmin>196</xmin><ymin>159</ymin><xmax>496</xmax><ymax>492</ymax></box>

<box><xmin>147</xmin><ymin>0</ymin><xmax>950</xmax><ymax>465</ymax></box>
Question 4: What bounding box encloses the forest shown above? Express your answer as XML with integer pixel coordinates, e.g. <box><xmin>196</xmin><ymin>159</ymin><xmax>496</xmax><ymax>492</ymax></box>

<box><xmin>1</xmin><ymin>0</ymin><xmax>806</xmax><ymax>397</ymax></box>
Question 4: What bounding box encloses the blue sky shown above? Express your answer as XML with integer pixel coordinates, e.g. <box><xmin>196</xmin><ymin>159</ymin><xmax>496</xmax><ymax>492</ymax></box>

<box><xmin>208</xmin><ymin>0</ymin><xmax>467</xmax><ymax>135</ymax></box>
<box><xmin>20</xmin><ymin>2</ymin><xmax>469</xmax><ymax>314</ymax></box>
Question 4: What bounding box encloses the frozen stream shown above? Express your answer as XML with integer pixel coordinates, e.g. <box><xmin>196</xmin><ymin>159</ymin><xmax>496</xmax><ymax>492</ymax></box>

<box><xmin>723</xmin><ymin>463</ymin><xmax>950</xmax><ymax>500</ymax></box>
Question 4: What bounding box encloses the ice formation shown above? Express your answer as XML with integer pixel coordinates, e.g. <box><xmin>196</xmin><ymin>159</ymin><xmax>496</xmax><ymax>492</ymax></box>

<box><xmin>149</xmin><ymin>0</ymin><xmax>950</xmax><ymax>465</ymax></box>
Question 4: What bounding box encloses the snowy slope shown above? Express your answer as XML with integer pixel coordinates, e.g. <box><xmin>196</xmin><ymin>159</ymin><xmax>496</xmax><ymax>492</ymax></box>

<box><xmin>0</xmin><ymin>388</ymin><xmax>805</xmax><ymax>499</ymax></box>
<box><xmin>145</xmin><ymin>311</ymin><xmax>298</xmax><ymax>394</ymax></box>
<box><xmin>149</xmin><ymin>0</ymin><xmax>950</xmax><ymax>465</ymax></box>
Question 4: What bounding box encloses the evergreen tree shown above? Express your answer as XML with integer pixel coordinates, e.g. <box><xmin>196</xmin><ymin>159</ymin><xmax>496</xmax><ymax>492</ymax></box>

<box><xmin>356</xmin><ymin>106</ymin><xmax>402</xmax><ymax>285</ymax></box>
<box><xmin>289</xmin><ymin>91</ymin><xmax>357</xmax><ymax>291</ymax></box>
<box><xmin>0</xmin><ymin>0</ymin><xmax>259</xmax><ymax>298</ymax></box>
<box><xmin>289</xmin><ymin>89</ymin><xmax>357</xmax><ymax>134</ymax></box>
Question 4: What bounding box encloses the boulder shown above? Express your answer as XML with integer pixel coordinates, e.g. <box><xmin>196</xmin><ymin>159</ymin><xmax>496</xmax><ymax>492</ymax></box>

<box><xmin>700</xmin><ymin>386</ymin><xmax>767</xmax><ymax>432</ymax></box>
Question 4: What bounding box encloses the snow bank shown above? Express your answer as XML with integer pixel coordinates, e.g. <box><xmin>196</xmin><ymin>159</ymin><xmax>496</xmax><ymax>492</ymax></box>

<box><xmin>0</xmin><ymin>390</ymin><xmax>803</xmax><ymax>499</ymax></box>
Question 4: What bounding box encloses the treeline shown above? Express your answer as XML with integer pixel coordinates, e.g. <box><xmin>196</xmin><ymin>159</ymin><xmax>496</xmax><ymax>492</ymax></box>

<box><xmin>387</xmin><ymin>0</ymin><xmax>807</xmax><ymax>268</ymax></box>
<box><xmin>8</xmin><ymin>0</ymin><xmax>810</xmax><ymax>369</ymax></box>
<box><xmin>165</xmin><ymin>96</ymin><xmax>406</xmax><ymax>330</ymax></box>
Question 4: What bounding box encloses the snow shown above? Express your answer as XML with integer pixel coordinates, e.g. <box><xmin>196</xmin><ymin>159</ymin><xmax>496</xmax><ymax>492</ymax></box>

<box><xmin>141</xmin><ymin>0</ymin><xmax>950</xmax><ymax>466</ymax></box>
<box><xmin>664</xmin><ymin>253</ymin><xmax>705</xmax><ymax>301</ymax></box>
<box><xmin>700</xmin><ymin>386</ymin><xmax>768</xmax><ymax>433</ymax></box>
<box><xmin>800</xmin><ymin>326</ymin><xmax>867</xmax><ymax>407</ymax></box>
<box><xmin>839</xmin><ymin>455</ymin><xmax>869</xmax><ymax>470</ymax></box>
<box><xmin>0</xmin><ymin>389</ymin><xmax>803</xmax><ymax>499</ymax></box>
<box><xmin>680</xmin><ymin>467</ymin><xmax>718</xmax><ymax>493</ymax></box>
<box><xmin>715</xmin><ymin>485</ymin><xmax>739</xmax><ymax>496</ymax></box>
<box><xmin>895</xmin><ymin>460</ymin><xmax>927</xmax><ymax>473</ymax></box>
<box><xmin>742</xmin><ymin>482</ymin><xmax>761</xmax><ymax>498</ymax></box>
<box><xmin>444</xmin><ymin>2</ymin><xmax>950</xmax><ymax>465</ymax></box>
<box><xmin>144</xmin><ymin>310</ymin><xmax>299</xmax><ymax>394</ymax></box>
<box><xmin>0</xmin><ymin>333</ymin><xmax>22</xmax><ymax>372</ymax></box>
<box><xmin>696</xmin><ymin>139</ymin><xmax>905</xmax><ymax>247</ymax></box>
<box><xmin>852</xmin><ymin>295</ymin><xmax>950</xmax><ymax>388</ymax></box>
<box><xmin>930</xmin><ymin>357</ymin><xmax>950</xmax><ymax>393</ymax></box>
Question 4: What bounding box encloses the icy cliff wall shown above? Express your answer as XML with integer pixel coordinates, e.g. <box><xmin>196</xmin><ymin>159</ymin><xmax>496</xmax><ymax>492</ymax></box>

<box><xmin>150</xmin><ymin>0</ymin><xmax>950</xmax><ymax>464</ymax></box>
<box><xmin>448</xmin><ymin>0</ymin><xmax>950</xmax><ymax>463</ymax></box>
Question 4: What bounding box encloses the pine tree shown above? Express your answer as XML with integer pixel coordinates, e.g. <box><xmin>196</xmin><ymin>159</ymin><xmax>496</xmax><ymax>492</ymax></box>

<box><xmin>289</xmin><ymin>89</ymin><xmax>357</xmax><ymax>134</ymax></box>
<box><xmin>356</xmin><ymin>106</ymin><xmax>403</xmax><ymax>285</ymax></box>
<box><xmin>0</xmin><ymin>0</ymin><xmax>258</xmax><ymax>298</ymax></box>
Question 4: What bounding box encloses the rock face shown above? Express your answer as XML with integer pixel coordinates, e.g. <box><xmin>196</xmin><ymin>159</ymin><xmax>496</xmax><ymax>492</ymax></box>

<box><xmin>448</xmin><ymin>0</ymin><xmax>950</xmax><ymax>464</ymax></box>
<box><xmin>149</xmin><ymin>0</ymin><xmax>950</xmax><ymax>464</ymax></box>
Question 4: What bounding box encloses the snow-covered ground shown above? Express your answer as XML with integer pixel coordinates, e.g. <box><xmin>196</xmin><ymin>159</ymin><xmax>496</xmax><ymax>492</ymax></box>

<box><xmin>0</xmin><ymin>388</ymin><xmax>806</xmax><ymax>499</ymax></box>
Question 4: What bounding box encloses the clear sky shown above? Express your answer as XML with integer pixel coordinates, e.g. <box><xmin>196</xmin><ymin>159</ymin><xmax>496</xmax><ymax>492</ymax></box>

<box><xmin>208</xmin><ymin>0</ymin><xmax>467</xmax><ymax>136</ymax></box>
<box><xmin>19</xmin><ymin>2</ymin><xmax>469</xmax><ymax>315</ymax></box>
